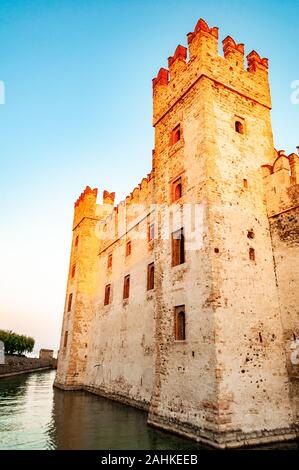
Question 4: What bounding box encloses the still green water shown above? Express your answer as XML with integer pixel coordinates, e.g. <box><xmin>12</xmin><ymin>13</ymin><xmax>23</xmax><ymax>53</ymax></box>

<box><xmin>0</xmin><ymin>369</ymin><xmax>298</xmax><ymax>450</ymax></box>
<box><xmin>0</xmin><ymin>369</ymin><xmax>202</xmax><ymax>450</ymax></box>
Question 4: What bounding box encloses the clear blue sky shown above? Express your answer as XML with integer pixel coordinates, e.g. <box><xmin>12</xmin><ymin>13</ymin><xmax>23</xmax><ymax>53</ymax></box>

<box><xmin>0</xmin><ymin>0</ymin><xmax>298</xmax><ymax>353</ymax></box>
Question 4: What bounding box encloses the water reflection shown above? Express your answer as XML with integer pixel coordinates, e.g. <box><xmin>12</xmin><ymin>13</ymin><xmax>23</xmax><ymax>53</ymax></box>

<box><xmin>0</xmin><ymin>370</ymin><xmax>298</xmax><ymax>450</ymax></box>
<box><xmin>49</xmin><ymin>385</ymin><xmax>201</xmax><ymax>450</ymax></box>
<box><xmin>0</xmin><ymin>370</ymin><xmax>200</xmax><ymax>450</ymax></box>
<box><xmin>0</xmin><ymin>370</ymin><xmax>54</xmax><ymax>449</ymax></box>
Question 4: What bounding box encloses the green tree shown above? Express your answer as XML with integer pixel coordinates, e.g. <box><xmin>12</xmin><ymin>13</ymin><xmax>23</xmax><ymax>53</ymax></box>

<box><xmin>0</xmin><ymin>330</ymin><xmax>35</xmax><ymax>355</ymax></box>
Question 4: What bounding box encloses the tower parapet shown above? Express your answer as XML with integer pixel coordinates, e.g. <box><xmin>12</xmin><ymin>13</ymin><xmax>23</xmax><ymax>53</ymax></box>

<box><xmin>152</xmin><ymin>18</ymin><xmax>270</xmax><ymax>125</ymax></box>
<box><xmin>73</xmin><ymin>186</ymin><xmax>98</xmax><ymax>229</ymax></box>
<box><xmin>262</xmin><ymin>149</ymin><xmax>299</xmax><ymax>216</ymax></box>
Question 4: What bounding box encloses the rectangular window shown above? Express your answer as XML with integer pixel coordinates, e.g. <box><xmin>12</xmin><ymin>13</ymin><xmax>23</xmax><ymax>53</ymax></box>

<box><xmin>126</xmin><ymin>241</ymin><xmax>131</xmax><ymax>257</ymax></box>
<box><xmin>174</xmin><ymin>306</ymin><xmax>186</xmax><ymax>341</ymax></box>
<box><xmin>67</xmin><ymin>293</ymin><xmax>73</xmax><ymax>312</ymax></box>
<box><xmin>171</xmin><ymin>124</ymin><xmax>181</xmax><ymax>145</ymax></box>
<box><xmin>71</xmin><ymin>264</ymin><xmax>76</xmax><ymax>279</ymax></box>
<box><xmin>107</xmin><ymin>254</ymin><xmax>112</xmax><ymax>268</ymax></box>
<box><xmin>123</xmin><ymin>275</ymin><xmax>130</xmax><ymax>299</ymax></box>
<box><xmin>172</xmin><ymin>228</ymin><xmax>185</xmax><ymax>266</ymax></box>
<box><xmin>104</xmin><ymin>284</ymin><xmax>111</xmax><ymax>305</ymax></box>
<box><xmin>148</xmin><ymin>223</ymin><xmax>155</xmax><ymax>242</ymax></box>
<box><xmin>75</xmin><ymin>235</ymin><xmax>79</xmax><ymax>247</ymax></box>
<box><xmin>147</xmin><ymin>263</ymin><xmax>154</xmax><ymax>290</ymax></box>
<box><xmin>64</xmin><ymin>331</ymin><xmax>68</xmax><ymax>348</ymax></box>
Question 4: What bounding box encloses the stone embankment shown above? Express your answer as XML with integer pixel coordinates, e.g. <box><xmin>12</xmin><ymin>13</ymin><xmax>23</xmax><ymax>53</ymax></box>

<box><xmin>0</xmin><ymin>355</ymin><xmax>57</xmax><ymax>378</ymax></box>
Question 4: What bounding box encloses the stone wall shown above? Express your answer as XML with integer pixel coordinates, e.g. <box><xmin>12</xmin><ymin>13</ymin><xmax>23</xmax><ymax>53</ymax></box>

<box><xmin>0</xmin><ymin>355</ymin><xmax>53</xmax><ymax>377</ymax></box>
<box><xmin>269</xmin><ymin>206</ymin><xmax>299</xmax><ymax>426</ymax></box>
<box><xmin>262</xmin><ymin>151</ymin><xmax>299</xmax><ymax>428</ymax></box>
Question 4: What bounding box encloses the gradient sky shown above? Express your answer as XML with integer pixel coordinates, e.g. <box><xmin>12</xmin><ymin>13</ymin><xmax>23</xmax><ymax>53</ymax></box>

<box><xmin>0</xmin><ymin>0</ymin><xmax>298</xmax><ymax>353</ymax></box>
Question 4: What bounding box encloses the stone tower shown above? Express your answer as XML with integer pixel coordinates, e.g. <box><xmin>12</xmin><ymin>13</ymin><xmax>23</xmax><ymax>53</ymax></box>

<box><xmin>55</xmin><ymin>187</ymin><xmax>114</xmax><ymax>388</ymax></box>
<box><xmin>148</xmin><ymin>18</ymin><xmax>295</xmax><ymax>447</ymax></box>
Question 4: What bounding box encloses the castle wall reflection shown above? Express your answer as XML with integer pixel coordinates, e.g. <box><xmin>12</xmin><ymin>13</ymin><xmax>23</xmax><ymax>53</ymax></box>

<box><xmin>0</xmin><ymin>370</ymin><xmax>297</xmax><ymax>450</ymax></box>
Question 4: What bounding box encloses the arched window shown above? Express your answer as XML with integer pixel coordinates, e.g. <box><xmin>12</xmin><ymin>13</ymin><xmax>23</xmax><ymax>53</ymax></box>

<box><xmin>147</xmin><ymin>263</ymin><xmax>154</xmax><ymax>290</ymax></box>
<box><xmin>235</xmin><ymin>120</ymin><xmax>244</xmax><ymax>134</ymax></box>
<box><xmin>123</xmin><ymin>275</ymin><xmax>130</xmax><ymax>299</ymax></box>
<box><xmin>104</xmin><ymin>284</ymin><xmax>111</xmax><ymax>305</ymax></box>
<box><xmin>175</xmin><ymin>306</ymin><xmax>186</xmax><ymax>341</ymax></box>
<box><xmin>172</xmin><ymin>177</ymin><xmax>182</xmax><ymax>202</ymax></box>
<box><xmin>174</xmin><ymin>182</ymin><xmax>182</xmax><ymax>200</ymax></box>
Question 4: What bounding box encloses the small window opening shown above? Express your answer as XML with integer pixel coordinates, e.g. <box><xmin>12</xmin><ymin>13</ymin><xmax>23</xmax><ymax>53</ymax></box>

<box><xmin>148</xmin><ymin>223</ymin><xmax>155</xmax><ymax>242</ymax></box>
<box><xmin>172</xmin><ymin>228</ymin><xmax>185</xmax><ymax>266</ymax></box>
<box><xmin>172</xmin><ymin>177</ymin><xmax>183</xmax><ymax>202</ymax></box>
<box><xmin>104</xmin><ymin>284</ymin><xmax>111</xmax><ymax>306</ymax></box>
<box><xmin>108</xmin><ymin>254</ymin><xmax>112</xmax><ymax>268</ymax></box>
<box><xmin>259</xmin><ymin>332</ymin><xmax>263</xmax><ymax>343</ymax></box>
<box><xmin>75</xmin><ymin>235</ymin><xmax>79</xmax><ymax>247</ymax></box>
<box><xmin>249</xmin><ymin>247</ymin><xmax>255</xmax><ymax>261</ymax></box>
<box><xmin>214</xmin><ymin>248</ymin><xmax>219</xmax><ymax>253</ymax></box>
<box><xmin>247</xmin><ymin>230</ymin><xmax>255</xmax><ymax>239</ymax></box>
<box><xmin>171</xmin><ymin>125</ymin><xmax>181</xmax><ymax>145</ymax></box>
<box><xmin>147</xmin><ymin>263</ymin><xmax>154</xmax><ymax>290</ymax></box>
<box><xmin>64</xmin><ymin>331</ymin><xmax>68</xmax><ymax>348</ymax></box>
<box><xmin>174</xmin><ymin>183</ymin><xmax>182</xmax><ymax>201</ymax></box>
<box><xmin>174</xmin><ymin>306</ymin><xmax>186</xmax><ymax>341</ymax></box>
<box><xmin>126</xmin><ymin>241</ymin><xmax>131</xmax><ymax>257</ymax></box>
<box><xmin>243</xmin><ymin>179</ymin><xmax>248</xmax><ymax>189</ymax></box>
<box><xmin>235</xmin><ymin>120</ymin><xmax>244</xmax><ymax>134</ymax></box>
<box><xmin>123</xmin><ymin>275</ymin><xmax>130</xmax><ymax>299</ymax></box>
<box><xmin>67</xmin><ymin>293</ymin><xmax>73</xmax><ymax>312</ymax></box>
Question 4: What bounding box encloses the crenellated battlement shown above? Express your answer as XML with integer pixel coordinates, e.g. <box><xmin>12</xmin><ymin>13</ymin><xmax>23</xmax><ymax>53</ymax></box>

<box><xmin>103</xmin><ymin>190</ymin><xmax>115</xmax><ymax>206</ymax></box>
<box><xmin>152</xmin><ymin>18</ymin><xmax>270</xmax><ymax>125</ymax></box>
<box><xmin>73</xmin><ymin>186</ymin><xmax>98</xmax><ymax>229</ymax></box>
<box><xmin>247</xmin><ymin>50</ymin><xmax>268</xmax><ymax>72</ymax></box>
<box><xmin>168</xmin><ymin>45</ymin><xmax>187</xmax><ymax>68</ymax></box>
<box><xmin>262</xmin><ymin>149</ymin><xmax>299</xmax><ymax>216</ymax></box>
<box><xmin>73</xmin><ymin>185</ymin><xmax>119</xmax><ymax>230</ymax></box>
<box><xmin>222</xmin><ymin>35</ymin><xmax>245</xmax><ymax>69</ymax></box>
<box><xmin>74</xmin><ymin>185</ymin><xmax>98</xmax><ymax>208</ymax></box>
<box><xmin>94</xmin><ymin>171</ymin><xmax>153</xmax><ymax>252</ymax></box>
<box><xmin>187</xmin><ymin>18</ymin><xmax>219</xmax><ymax>45</ymax></box>
<box><xmin>114</xmin><ymin>171</ymin><xmax>153</xmax><ymax>214</ymax></box>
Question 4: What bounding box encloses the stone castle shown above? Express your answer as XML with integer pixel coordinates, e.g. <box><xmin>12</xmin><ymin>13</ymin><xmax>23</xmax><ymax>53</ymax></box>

<box><xmin>54</xmin><ymin>18</ymin><xmax>299</xmax><ymax>448</ymax></box>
